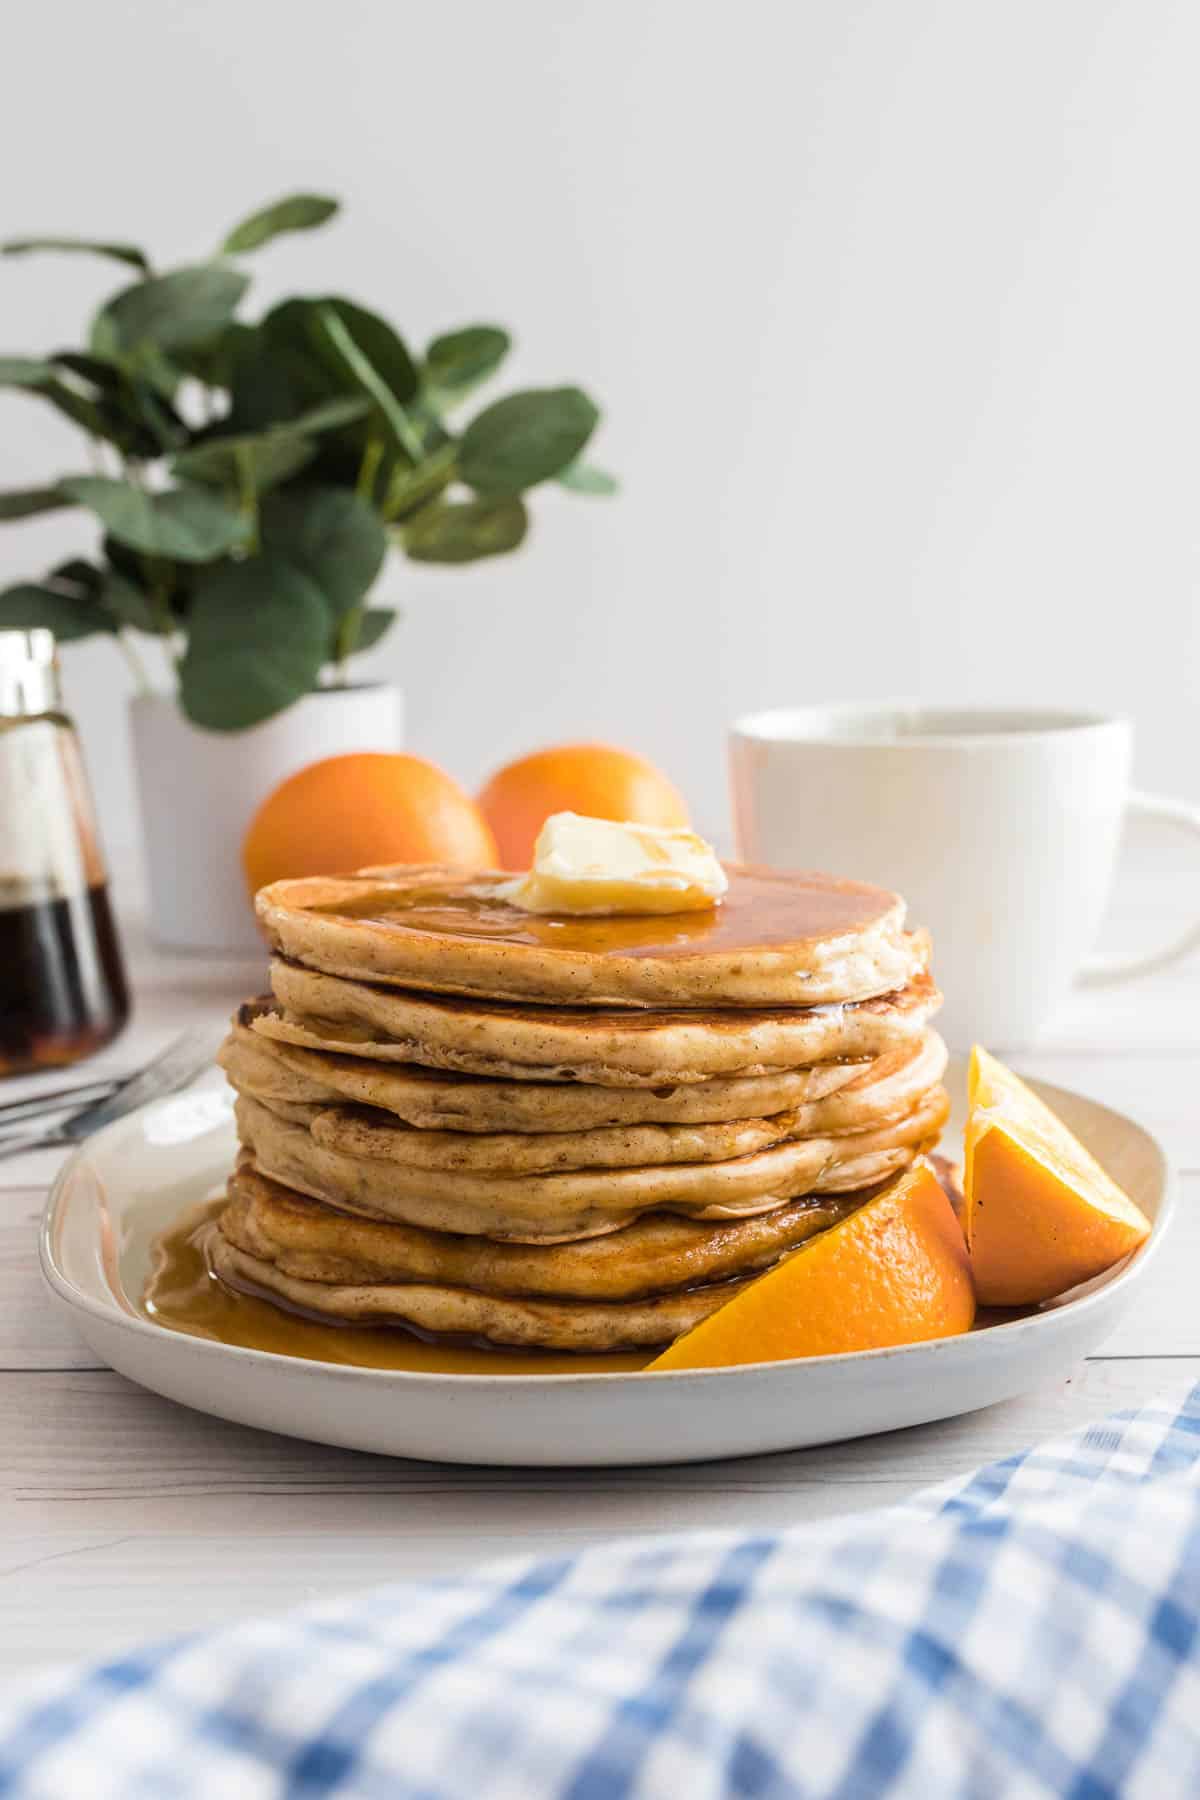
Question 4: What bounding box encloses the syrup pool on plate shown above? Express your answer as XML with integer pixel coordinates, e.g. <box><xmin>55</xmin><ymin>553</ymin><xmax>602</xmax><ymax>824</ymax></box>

<box><xmin>142</xmin><ymin>1196</ymin><xmax>1027</xmax><ymax>1376</ymax></box>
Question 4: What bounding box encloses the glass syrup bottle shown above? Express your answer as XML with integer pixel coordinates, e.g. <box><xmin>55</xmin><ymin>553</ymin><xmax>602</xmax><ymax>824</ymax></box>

<box><xmin>0</xmin><ymin>629</ymin><xmax>129</xmax><ymax>1075</ymax></box>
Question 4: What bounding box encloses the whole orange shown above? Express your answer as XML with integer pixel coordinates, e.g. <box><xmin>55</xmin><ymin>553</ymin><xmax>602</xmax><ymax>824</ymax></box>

<box><xmin>477</xmin><ymin>742</ymin><xmax>690</xmax><ymax>869</ymax></box>
<box><xmin>243</xmin><ymin>752</ymin><xmax>499</xmax><ymax>895</ymax></box>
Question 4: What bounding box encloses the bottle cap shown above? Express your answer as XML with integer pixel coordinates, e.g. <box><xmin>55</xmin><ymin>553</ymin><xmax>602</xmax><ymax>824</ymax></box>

<box><xmin>0</xmin><ymin>629</ymin><xmax>62</xmax><ymax>718</ymax></box>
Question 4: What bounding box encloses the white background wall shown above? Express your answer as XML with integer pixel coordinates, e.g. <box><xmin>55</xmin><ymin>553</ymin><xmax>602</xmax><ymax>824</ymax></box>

<box><xmin>2</xmin><ymin>0</ymin><xmax>1197</xmax><ymax>858</ymax></box>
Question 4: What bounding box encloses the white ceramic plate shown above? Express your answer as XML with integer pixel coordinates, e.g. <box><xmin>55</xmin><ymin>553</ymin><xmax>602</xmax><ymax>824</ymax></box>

<box><xmin>41</xmin><ymin>1059</ymin><xmax>1173</xmax><ymax>1467</ymax></box>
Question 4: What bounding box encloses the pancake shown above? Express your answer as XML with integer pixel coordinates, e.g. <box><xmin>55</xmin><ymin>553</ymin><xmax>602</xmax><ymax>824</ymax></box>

<box><xmin>240</xmin><ymin>1033</ymin><xmax>950</xmax><ymax>1174</ymax></box>
<box><xmin>205</xmin><ymin>1226</ymin><xmax>748</xmax><ymax>1350</ymax></box>
<box><xmin>221</xmin><ymin>1006</ymin><xmax>879</xmax><ymax>1130</ymax></box>
<box><xmin>256</xmin><ymin>864</ymin><xmax>926</xmax><ymax>1008</ymax></box>
<box><xmin>221</xmin><ymin>1156</ymin><xmax>867</xmax><ymax>1299</ymax></box>
<box><xmin>234</xmin><ymin>1085</ymin><xmax>950</xmax><ymax>1241</ymax></box>
<box><xmin>262</xmin><ymin>957</ymin><xmax>941</xmax><ymax>1086</ymax></box>
<box><xmin>221</xmin><ymin>1025</ymin><xmax>945</xmax><ymax>1168</ymax></box>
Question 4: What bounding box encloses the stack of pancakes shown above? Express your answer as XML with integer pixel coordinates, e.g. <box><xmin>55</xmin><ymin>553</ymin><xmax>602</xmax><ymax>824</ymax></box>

<box><xmin>207</xmin><ymin>865</ymin><xmax>950</xmax><ymax>1352</ymax></box>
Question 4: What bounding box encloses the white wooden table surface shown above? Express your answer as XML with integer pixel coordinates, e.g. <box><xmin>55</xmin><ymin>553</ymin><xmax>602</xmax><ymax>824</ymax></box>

<box><xmin>2</xmin><ymin>849</ymin><xmax>1197</xmax><ymax>1678</ymax></box>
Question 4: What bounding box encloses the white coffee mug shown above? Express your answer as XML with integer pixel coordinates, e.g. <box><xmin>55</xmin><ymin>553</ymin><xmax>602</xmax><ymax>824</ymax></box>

<box><xmin>729</xmin><ymin>704</ymin><xmax>1200</xmax><ymax>1049</ymax></box>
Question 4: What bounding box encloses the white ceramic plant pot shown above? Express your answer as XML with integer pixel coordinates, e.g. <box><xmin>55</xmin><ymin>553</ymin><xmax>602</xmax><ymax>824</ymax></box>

<box><xmin>130</xmin><ymin>685</ymin><xmax>402</xmax><ymax>953</ymax></box>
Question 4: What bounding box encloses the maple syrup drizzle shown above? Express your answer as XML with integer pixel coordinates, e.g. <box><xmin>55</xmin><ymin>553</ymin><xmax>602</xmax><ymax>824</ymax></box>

<box><xmin>308</xmin><ymin>871</ymin><xmax>892</xmax><ymax>960</ymax></box>
<box><xmin>142</xmin><ymin>1201</ymin><xmax>649</xmax><ymax>1376</ymax></box>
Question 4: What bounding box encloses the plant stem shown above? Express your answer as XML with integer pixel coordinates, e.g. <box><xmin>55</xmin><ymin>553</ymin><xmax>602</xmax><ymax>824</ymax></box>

<box><xmin>120</xmin><ymin>462</ymin><xmax>180</xmax><ymax>674</ymax></box>
<box><xmin>139</xmin><ymin>554</ymin><xmax>181</xmax><ymax>676</ymax></box>
<box><xmin>356</xmin><ymin>435</ymin><xmax>385</xmax><ymax>504</ymax></box>
<box><xmin>381</xmin><ymin>442</ymin><xmax>457</xmax><ymax>522</ymax></box>
<box><xmin>116</xmin><ymin>630</ymin><xmax>152</xmax><ymax>694</ymax></box>
<box><xmin>333</xmin><ymin>602</ymin><xmax>365</xmax><ymax>680</ymax></box>
<box><xmin>234</xmin><ymin>444</ymin><xmax>259</xmax><ymax>550</ymax></box>
<box><xmin>315</xmin><ymin>305</ymin><xmax>426</xmax><ymax>463</ymax></box>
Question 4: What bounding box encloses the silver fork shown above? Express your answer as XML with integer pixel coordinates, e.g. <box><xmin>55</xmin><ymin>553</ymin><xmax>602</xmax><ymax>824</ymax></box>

<box><xmin>0</xmin><ymin>1075</ymin><xmax>121</xmax><ymax>1128</ymax></box>
<box><xmin>0</xmin><ymin>1027</ymin><xmax>221</xmax><ymax>1160</ymax></box>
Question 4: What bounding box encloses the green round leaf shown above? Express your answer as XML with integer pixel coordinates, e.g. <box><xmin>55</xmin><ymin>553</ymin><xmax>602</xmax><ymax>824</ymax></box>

<box><xmin>422</xmin><ymin>326</ymin><xmax>510</xmax><ymax>400</ymax></box>
<box><xmin>350</xmin><ymin>608</ymin><xmax>397</xmax><ymax>652</ymax></box>
<box><xmin>180</xmin><ymin>552</ymin><xmax>331</xmax><ymax>730</ymax></box>
<box><xmin>61</xmin><ymin>476</ymin><xmax>250</xmax><ymax>563</ymax></box>
<box><xmin>316</xmin><ymin>298</ymin><xmax>418</xmax><ymax>406</ymax></box>
<box><xmin>265</xmin><ymin>297</ymin><xmax>419</xmax><ymax>408</ymax></box>
<box><xmin>226</xmin><ymin>329</ymin><xmax>318</xmax><ymax>430</ymax></box>
<box><xmin>0</xmin><ymin>357</ymin><xmax>57</xmax><ymax>388</ymax></box>
<box><xmin>261</xmin><ymin>486</ymin><xmax>387</xmax><ymax>616</ymax></box>
<box><xmin>222</xmin><ymin>194</ymin><xmax>340</xmax><ymax>256</ymax></box>
<box><xmin>3</xmin><ymin>237</ymin><xmax>149</xmax><ymax>273</ymax></box>
<box><xmin>401</xmin><ymin>496</ymin><xmax>528</xmax><ymax>563</ymax></box>
<box><xmin>557</xmin><ymin>459</ymin><xmax>619</xmax><ymax>496</ymax></box>
<box><xmin>458</xmin><ymin>388</ymin><xmax>600</xmax><ymax>496</ymax></box>
<box><xmin>94</xmin><ymin>265</ymin><xmax>249</xmax><ymax>355</ymax></box>
<box><xmin>0</xmin><ymin>581</ymin><xmax>114</xmax><ymax>641</ymax></box>
<box><xmin>0</xmin><ymin>485</ymin><xmax>77</xmax><ymax>521</ymax></box>
<box><xmin>171</xmin><ymin>434</ymin><xmax>317</xmax><ymax>494</ymax></box>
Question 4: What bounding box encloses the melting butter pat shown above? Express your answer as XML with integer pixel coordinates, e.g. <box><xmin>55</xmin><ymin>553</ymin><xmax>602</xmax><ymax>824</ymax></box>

<box><xmin>502</xmin><ymin>812</ymin><xmax>728</xmax><ymax>915</ymax></box>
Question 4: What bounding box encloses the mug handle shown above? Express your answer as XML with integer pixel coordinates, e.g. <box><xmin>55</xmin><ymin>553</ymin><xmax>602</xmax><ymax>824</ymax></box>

<box><xmin>1081</xmin><ymin>790</ymin><xmax>1200</xmax><ymax>984</ymax></box>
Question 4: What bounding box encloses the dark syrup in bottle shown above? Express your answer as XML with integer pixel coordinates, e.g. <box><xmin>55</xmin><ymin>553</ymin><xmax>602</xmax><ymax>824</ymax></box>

<box><xmin>0</xmin><ymin>881</ymin><xmax>129</xmax><ymax>1075</ymax></box>
<box><xmin>0</xmin><ymin>628</ymin><xmax>130</xmax><ymax>1076</ymax></box>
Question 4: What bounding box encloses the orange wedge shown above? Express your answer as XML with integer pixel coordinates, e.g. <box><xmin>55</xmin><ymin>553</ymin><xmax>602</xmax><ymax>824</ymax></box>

<box><xmin>964</xmin><ymin>1046</ymin><xmax>1151</xmax><ymax>1306</ymax></box>
<box><xmin>648</xmin><ymin>1162</ymin><xmax>974</xmax><ymax>1371</ymax></box>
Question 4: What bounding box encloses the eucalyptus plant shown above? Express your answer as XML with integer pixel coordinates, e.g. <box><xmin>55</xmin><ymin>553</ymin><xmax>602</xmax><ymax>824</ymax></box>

<box><xmin>0</xmin><ymin>194</ymin><xmax>613</xmax><ymax>729</ymax></box>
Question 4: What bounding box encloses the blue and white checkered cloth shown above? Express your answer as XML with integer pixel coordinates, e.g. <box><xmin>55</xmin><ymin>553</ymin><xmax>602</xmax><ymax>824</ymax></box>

<box><xmin>2</xmin><ymin>1385</ymin><xmax>1199</xmax><ymax>1799</ymax></box>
